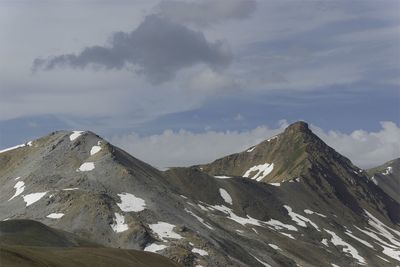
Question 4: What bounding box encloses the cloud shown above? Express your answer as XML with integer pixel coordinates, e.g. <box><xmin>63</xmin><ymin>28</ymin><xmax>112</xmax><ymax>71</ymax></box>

<box><xmin>109</xmin><ymin>121</ymin><xmax>400</xmax><ymax>170</ymax></box>
<box><xmin>32</xmin><ymin>15</ymin><xmax>232</xmax><ymax>84</ymax></box>
<box><xmin>156</xmin><ymin>0</ymin><xmax>257</xmax><ymax>27</ymax></box>
<box><xmin>110</xmin><ymin>121</ymin><xmax>288</xmax><ymax>169</ymax></box>
<box><xmin>312</xmin><ymin>121</ymin><xmax>400</xmax><ymax>168</ymax></box>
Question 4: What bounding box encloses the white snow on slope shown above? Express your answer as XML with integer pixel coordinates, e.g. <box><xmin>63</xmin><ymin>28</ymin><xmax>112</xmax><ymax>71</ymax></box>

<box><xmin>345</xmin><ymin>231</ymin><xmax>374</xmax><ymax>249</ymax></box>
<box><xmin>192</xmin><ymin>248</ymin><xmax>208</xmax><ymax>256</ymax></box>
<box><xmin>364</xmin><ymin>210</ymin><xmax>400</xmax><ymax>245</ymax></box>
<box><xmin>243</xmin><ymin>163</ymin><xmax>274</xmax><ymax>181</ymax></box>
<box><xmin>251</xmin><ymin>254</ymin><xmax>272</xmax><ymax>267</ymax></box>
<box><xmin>198</xmin><ymin>204</ymin><xmax>208</xmax><ymax>211</ymax></box>
<box><xmin>0</xmin><ymin>143</ymin><xmax>26</xmax><ymax>154</ymax></box>
<box><xmin>269</xmin><ymin>244</ymin><xmax>282</xmax><ymax>250</ymax></box>
<box><xmin>355</xmin><ymin>226</ymin><xmax>400</xmax><ymax>261</ymax></box>
<box><xmin>280</xmin><ymin>232</ymin><xmax>295</xmax><ymax>239</ymax></box>
<box><xmin>77</xmin><ymin>162</ymin><xmax>95</xmax><ymax>172</ymax></box>
<box><xmin>219</xmin><ymin>188</ymin><xmax>233</xmax><ymax>205</ymax></box>
<box><xmin>23</xmin><ymin>192</ymin><xmax>47</xmax><ymax>207</ymax></box>
<box><xmin>246</xmin><ymin>146</ymin><xmax>256</xmax><ymax>152</ymax></box>
<box><xmin>144</xmin><ymin>243</ymin><xmax>167</xmax><ymax>252</ymax></box>
<box><xmin>90</xmin><ymin>142</ymin><xmax>102</xmax><ymax>155</ymax></box>
<box><xmin>284</xmin><ymin>205</ymin><xmax>320</xmax><ymax>231</ymax></box>
<box><xmin>269</xmin><ymin>183</ymin><xmax>280</xmax><ymax>186</ymax></box>
<box><xmin>15</xmin><ymin>177</ymin><xmax>21</xmax><ymax>180</ymax></box>
<box><xmin>382</xmin><ymin>166</ymin><xmax>393</xmax><ymax>175</ymax></box>
<box><xmin>46</xmin><ymin>213</ymin><xmax>64</xmax><ymax>219</ymax></box>
<box><xmin>304</xmin><ymin>209</ymin><xmax>327</xmax><ymax>218</ymax></box>
<box><xmin>321</xmin><ymin>238</ymin><xmax>329</xmax><ymax>246</ymax></box>
<box><xmin>9</xmin><ymin>181</ymin><xmax>25</xmax><ymax>201</ymax></box>
<box><xmin>117</xmin><ymin>193</ymin><xmax>146</xmax><ymax>212</ymax></box>
<box><xmin>265</xmin><ymin>219</ymin><xmax>298</xmax><ymax>232</ymax></box>
<box><xmin>214</xmin><ymin>175</ymin><xmax>232</xmax><ymax>179</ymax></box>
<box><xmin>70</xmin><ymin>131</ymin><xmax>84</xmax><ymax>141</ymax></box>
<box><xmin>111</xmin><ymin>212</ymin><xmax>128</xmax><ymax>233</ymax></box>
<box><xmin>267</xmin><ymin>136</ymin><xmax>278</xmax><ymax>142</ymax></box>
<box><xmin>377</xmin><ymin>255</ymin><xmax>390</xmax><ymax>262</ymax></box>
<box><xmin>325</xmin><ymin>229</ymin><xmax>366</xmax><ymax>265</ymax></box>
<box><xmin>149</xmin><ymin>222</ymin><xmax>183</xmax><ymax>241</ymax></box>
<box><xmin>184</xmin><ymin>208</ymin><xmax>214</xmax><ymax>230</ymax></box>
<box><xmin>211</xmin><ymin>205</ymin><xmax>261</xmax><ymax>226</ymax></box>
<box><xmin>62</xmin><ymin>188</ymin><xmax>79</xmax><ymax>191</ymax></box>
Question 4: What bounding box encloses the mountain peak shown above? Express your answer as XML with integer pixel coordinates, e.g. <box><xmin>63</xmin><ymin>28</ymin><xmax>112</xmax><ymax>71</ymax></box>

<box><xmin>284</xmin><ymin>121</ymin><xmax>310</xmax><ymax>135</ymax></box>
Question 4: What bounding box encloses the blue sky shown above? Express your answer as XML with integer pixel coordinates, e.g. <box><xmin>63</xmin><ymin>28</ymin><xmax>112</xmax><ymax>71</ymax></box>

<box><xmin>1</xmin><ymin>0</ymin><xmax>399</xmax><ymax>168</ymax></box>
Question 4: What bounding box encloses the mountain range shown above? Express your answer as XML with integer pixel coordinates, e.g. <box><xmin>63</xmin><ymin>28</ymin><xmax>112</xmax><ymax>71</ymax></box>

<box><xmin>0</xmin><ymin>121</ymin><xmax>399</xmax><ymax>267</ymax></box>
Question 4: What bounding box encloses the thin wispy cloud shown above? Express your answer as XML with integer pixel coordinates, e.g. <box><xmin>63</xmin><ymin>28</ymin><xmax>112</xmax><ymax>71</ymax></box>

<box><xmin>156</xmin><ymin>0</ymin><xmax>257</xmax><ymax>27</ymax></box>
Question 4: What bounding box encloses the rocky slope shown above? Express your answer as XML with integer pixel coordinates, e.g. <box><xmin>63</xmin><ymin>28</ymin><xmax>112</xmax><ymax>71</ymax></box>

<box><xmin>367</xmin><ymin>158</ymin><xmax>400</xmax><ymax>203</ymax></box>
<box><xmin>0</xmin><ymin>122</ymin><xmax>399</xmax><ymax>266</ymax></box>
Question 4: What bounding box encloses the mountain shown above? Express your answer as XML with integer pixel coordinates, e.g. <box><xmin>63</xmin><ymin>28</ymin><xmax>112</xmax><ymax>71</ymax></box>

<box><xmin>1</xmin><ymin>122</ymin><xmax>400</xmax><ymax>266</ymax></box>
<box><xmin>367</xmin><ymin>158</ymin><xmax>400</xmax><ymax>203</ymax></box>
<box><xmin>0</xmin><ymin>219</ymin><xmax>180</xmax><ymax>267</ymax></box>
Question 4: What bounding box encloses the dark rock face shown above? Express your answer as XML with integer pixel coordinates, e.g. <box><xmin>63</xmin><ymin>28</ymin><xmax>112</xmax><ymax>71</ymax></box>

<box><xmin>1</xmin><ymin>122</ymin><xmax>400</xmax><ymax>266</ymax></box>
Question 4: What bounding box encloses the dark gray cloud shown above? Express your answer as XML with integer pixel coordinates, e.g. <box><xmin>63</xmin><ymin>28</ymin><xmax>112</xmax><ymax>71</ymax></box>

<box><xmin>156</xmin><ymin>0</ymin><xmax>257</xmax><ymax>27</ymax></box>
<box><xmin>32</xmin><ymin>15</ymin><xmax>233</xmax><ymax>83</ymax></box>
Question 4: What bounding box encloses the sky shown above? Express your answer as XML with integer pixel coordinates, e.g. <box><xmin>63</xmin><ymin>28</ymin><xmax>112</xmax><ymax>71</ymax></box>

<box><xmin>1</xmin><ymin>0</ymin><xmax>399</xmax><ymax>169</ymax></box>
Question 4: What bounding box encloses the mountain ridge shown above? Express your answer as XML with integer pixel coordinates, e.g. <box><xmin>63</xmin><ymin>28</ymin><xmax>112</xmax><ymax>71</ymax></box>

<box><xmin>1</xmin><ymin>122</ymin><xmax>399</xmax><ymax>266</ymax></box>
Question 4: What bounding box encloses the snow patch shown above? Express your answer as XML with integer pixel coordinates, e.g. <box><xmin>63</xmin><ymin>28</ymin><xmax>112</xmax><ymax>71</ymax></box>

<box><xmin>149</xmin><ymin>222</ymin><xmax>183</xmax><ymax>241</ymax></box>
<box><xmin>376</xmin><ymin>255</ymin><xmax>390</xmax><ymax>262</ymax></box>
<box><xmin>281</xmin><ymin>232</ymin><xmax>295</xmax><ymax>239</ymax></box>
<box><xmin>23</xmin><ymin>192</ymin><xmax>47</xmax><ymax>207</ymax></box>
<box><xmin>219</xmin><ymin>188</ymin><xmax>233</xmax><ymax>205</ymax></box>
<box><xmin>90</xmin><ymin>142</ymin><xmax>102</xmax><ymax>155</ymax></box>
<box><xmin>117</xmin><ymin>192</ymin><xmax>146</xmax><ymax>212</ymax></box>
<box><xmin>214</xmin><ymin>175</ymin><xmax>232</xmax><ymax>179</ymax></box>
<box><xmin>69</xmin><ymin>131</ymin><xmax>84</xmax><ymax>141</ymax></box>
<box><xmin>268</xmin><ymin>244</ymin><xmax>282</xmax><ymax>250</ymax></box>
<box><xmin>0</xmin><ymin>143</ymin><xmax>26</xmax><ymax>154</ymax></box>
<box><xmin>382</xmin><ymin>166</ymin><xmax>393</xmax><ymax>175</ymax></box>
<box><xmin>265</xmin><ymin>218</ymin><xmax>298</xmax><ymax>232</ymax></box>
<box><xmin>321</xmin><ymin>238</ymin><xmax>329</xmax><ymax>246</ymax></box>
<box><xmin>77</xmin><ymin>162</ymin><xmax>95</xmax><ymax>172</ymax></box>
<box><xmin>144</xmin><ymin>243</ymin><xmax>167</xmax><ymax>252</ymax></box>
<box><xmin>284</xmin><ymin>205</ymin><xmax>320</xmax><ymax>231</ymax></box>
<box><xmin>9</xmin><ymin>181</ymin><xmax>25</xmax><ymax>201</ymax></box>
<box><xmin>269</xmin><ymin>183</ymin><xmax>280</xmax><ymax>186</ymax></box>
<box><xmin>304</xmin><ymin>209</ymin><xmax>327</xmax><ymax>218</ymax></box>
<box><xmin>192</xmin><ymin>248</ymin><xmax>208</xmax><ymax>256</ymax></box>
<box><xmin>211</xmin><ymin>205</ymin><xmax>262</xmax><ymax>226</ymax></box>
<box><xmin>325</xmin><ymin>229</ymin><xmax>366</xmax><ymax>265</ymax></box>
<box><xmin>243</xmin><ymin>163</ymin><xmax>274</xmax><ymax>181</ymax></box>
<box><xmin>184</xmin><ymin>208</ymin><xmax>214</xmax><ymax>230</ymax></box>
<box><xmin>62</xmin><ymin>188</ymin><xmax>79</xmax><ymax>191</ymax></box>
<box><xmin>198</xmin><ymin>204</ymin><xmax>208</xmax><ymax>211</ymax></box>
<box><xmin>46</xmin><ymin>213</ymin><xmax>64</xmax><ymax>219</ymax></box>
<box><xmin>111</xmin><ymin>212</ymin><xmax>128</xmax><ymax>233</ymax></box>
<box><xmin>251</xmin><ymin>254</ymin><xmax>272</xmax><ymax>267</ymax></box>
<box><xmin>246</xmin><ymin>146</ymin><xmax>256</xmax><ymax>152</ymax></box>
<box><xmin>345</xmin><ymin>231</ymin><xmax>374</xmax><ymax>249</ymax></box>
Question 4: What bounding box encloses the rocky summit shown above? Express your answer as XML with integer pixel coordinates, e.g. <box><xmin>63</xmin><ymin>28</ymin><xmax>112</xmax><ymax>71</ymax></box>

<box><xmin>0</xmin><ymin>122</ymin><xmax>399</xmax><ymax>267</ymax></box>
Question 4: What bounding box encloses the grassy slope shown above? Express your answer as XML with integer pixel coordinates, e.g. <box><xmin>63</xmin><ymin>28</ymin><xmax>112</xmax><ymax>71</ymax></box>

<box><xmin>0</xmin><ymin>220</ymin><xmax>180</xmax><ymax>267</ymax></box>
